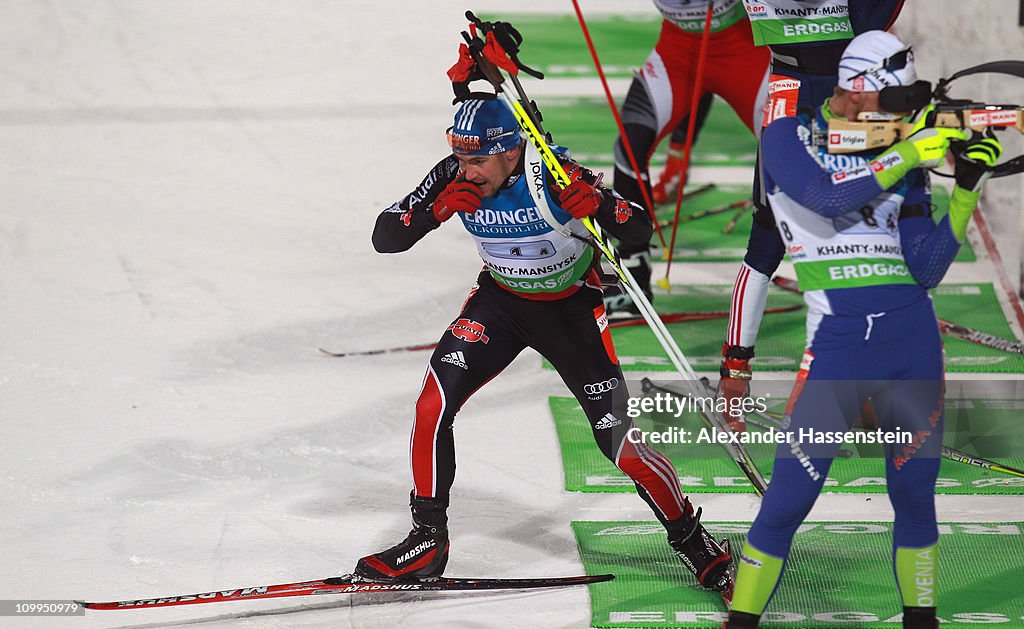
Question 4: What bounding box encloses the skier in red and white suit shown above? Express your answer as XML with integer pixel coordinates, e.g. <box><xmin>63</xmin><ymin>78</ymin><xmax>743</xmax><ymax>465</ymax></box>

<box><xmin>609</xmin><ymin>0</ymin><xmax>770</xmax><ymax>311</ymax></box>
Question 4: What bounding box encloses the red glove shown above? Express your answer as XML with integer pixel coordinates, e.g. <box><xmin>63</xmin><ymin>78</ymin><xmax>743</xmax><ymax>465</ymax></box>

<box><xmin>433</xmin><ymin>175</ymin><xmax>483</xmax><ymax>223</ymax></box>
<box><xmin>553</xmin><ymin>175</ymin><xmax>602</xmax><ymax>219</ymax></box>
<box><xmin>557</xmin><ymin>180</ymin><xmax>602</xmax><ymax>219</ymax></box>
<box><xmin>447</xmin><ymin>43</ymin><xmax>476</xmax><ymax>83</ymax></box>
<box><xmin>482</xmin><ymin>35</ymin><xmax>518</xmax><ymax>75</ymax></box>
<box><xmin>718</xmin><ymin>344</ymin><xmax>754</xmax><ymax>432</ymax></box>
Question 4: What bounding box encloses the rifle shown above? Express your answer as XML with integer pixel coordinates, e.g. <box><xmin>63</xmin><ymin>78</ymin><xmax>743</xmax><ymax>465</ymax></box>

<box><xmin>827</xmin><ymin>60</ymin><xmax>1024</xmax><ymax>178</ymax></box>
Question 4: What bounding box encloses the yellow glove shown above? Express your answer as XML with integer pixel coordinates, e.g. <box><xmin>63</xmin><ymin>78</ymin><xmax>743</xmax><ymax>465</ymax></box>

<box><xmin>948</xmin><ymin>132</ymin><xmax>1004</xmax><ymax>240</ymax></box>
<box><xmin>871</xmin><ymin>106</ymin><xmax>967</xmax><ymax>188</ymax></box>
<box><xmin>954</xmin><ymin>134</ymin><xmax>1003</xmax><ymax>192</ymax></box>
<box><xmin>902</xmin><ymin>126</ymin><xmax>968</xmax><ymax>169</ymax></box>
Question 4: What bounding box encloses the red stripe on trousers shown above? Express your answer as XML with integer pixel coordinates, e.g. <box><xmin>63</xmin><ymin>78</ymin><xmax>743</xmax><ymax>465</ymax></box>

<box><xmin>616</xmin><ymin>436</ymin><xmax>684</xmax><ymax>521</ymax></box>
<box><xmin>594</xmin><ymin>304</ymin><xmax>619</xmax><ymax>365</ymax></box>
<box><xmin>729</xmin><ymin>265</ymin><xmax>750</xmax><ymax>346</ymax></box>
<box><xmin>411</xmin><ymin>368</ymin><xmax>445</xmax><ymax>498</ymax></box>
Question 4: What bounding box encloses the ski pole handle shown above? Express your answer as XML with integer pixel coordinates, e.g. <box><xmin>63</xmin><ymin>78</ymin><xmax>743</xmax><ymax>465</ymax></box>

<box><xmin>464</xmin><ymin>11</ymin><xmax>545</xmax><ymax>79</ymax></box>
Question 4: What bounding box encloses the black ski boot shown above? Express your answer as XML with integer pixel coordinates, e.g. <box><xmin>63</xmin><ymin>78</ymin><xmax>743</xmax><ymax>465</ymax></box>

<box><xmin>666</xmin><ymin>506</ymin><xmax>735</xmax><ymax>594</ymax></box>
<box><xmin>354</xmin><ymin>493</ymin><xmax>449</xmax><ymax>581</ymax></box>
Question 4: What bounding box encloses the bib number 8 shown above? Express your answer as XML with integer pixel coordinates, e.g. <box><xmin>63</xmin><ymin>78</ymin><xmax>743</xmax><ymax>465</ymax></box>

<box><xmin>779</xmin><ymin>220</ymin><xmax>793</xmax><ymax>241</ymax></box>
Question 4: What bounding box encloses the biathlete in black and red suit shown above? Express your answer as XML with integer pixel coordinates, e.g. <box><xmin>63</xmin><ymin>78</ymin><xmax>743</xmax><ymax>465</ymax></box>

<box><xmin>354</xmin><ymin>94</ymin><xmax>736</xmax><ymax>596</ymax></box>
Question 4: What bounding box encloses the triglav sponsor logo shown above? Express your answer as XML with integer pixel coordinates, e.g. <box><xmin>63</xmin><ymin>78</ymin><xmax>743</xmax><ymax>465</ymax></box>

<box><xmin>871</xmin><ymin>152</ymin><xmax>904</xmax><ymax>172</ymax></box>
<box><xmin>828</xmin><ymin>130</ymin><xmax>867</xmax><ymax>150</ymax></box>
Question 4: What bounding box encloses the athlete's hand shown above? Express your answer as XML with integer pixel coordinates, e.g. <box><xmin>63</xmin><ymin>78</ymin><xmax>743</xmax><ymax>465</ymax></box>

<box><xmin>872</xmin><ymin>106</ymin><xmax>966</xmax><ymax>188</ymax></box>
<box><xmin>947</xmin><ymin>131</ymin><xmax>1003</xmax><ymax>240</ymax></box>
<box><xmin>550</xmin><ymin>162</ymin><xmax>602</xmax><ymax>219</ymax></box>
<box><xmin>954</xmin><ymin>131</ymin><xmax>1002</xmax><ymax>192</ymax></box>
<box><xmin>717</xmin><ymin>344</ymin><xmax>754</xmax><ymax>433</ymax></box>
<box><xmin>554</xmin><ymin>179</ymin><xmax>602</xmax><ymax>219</ymax></box>
<box><xmin>433</xmin><ymin>175</ymin><xmax>483</xmax><ymax>222</ymax></box>
<box><xmin>882</xmin><ymin>104</ymin><xmax>966</xmax><ymax>169</ymax></box>
<box><xmin>902</xmin><ymin>126</ymin><xmax>968</xmax><ymax>169</ymax></box>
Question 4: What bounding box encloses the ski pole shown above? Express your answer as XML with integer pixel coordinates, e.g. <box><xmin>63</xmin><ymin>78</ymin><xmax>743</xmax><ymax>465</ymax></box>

<box><xmin>460</xmin><ymin>16</ymin><xmax>768</xmax><ymax>495</ymax></box>
<box><xmin>657</xmin><ymin>193</ymin><xmax>744</xmax><ymax>229</ymax></box>
<box><xmin>722</xmin><ymin>199</ymin><xmax>753</xmax><ymax>234</ymax></box>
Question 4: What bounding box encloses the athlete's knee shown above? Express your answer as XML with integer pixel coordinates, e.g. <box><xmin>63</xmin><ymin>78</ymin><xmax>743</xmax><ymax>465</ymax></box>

<box><xmin>887</xmin><ymin>457</ymin><xmax>939</xmax><ymax>499</ymax></box>
<box><xmin>750</xmin><ymin>458</ymin><xmax>827</xmax><ymax>543</ymax></box>
<box><xmin>414</xmin><ymin>366</ymin><xmax>462</xmax><ymax>429</ymax></box>
<box><xmin>743</xmin><ymin>219</ymin><xmax>786</xmax><ymax>276</ymax></box>
<box><xmin>615</xmin><ymin>454</ymin><xmax>647</xmax><ymax>478</ymax></box>
<box><xmin>753</xmin><ymin>495</ymin><xmax>814</xmax><ymax>536</ymax></box>
<box><xmin>890</xmin><ymin>486</ymin><xmax>936</xmax><ymax>524</ymax></box>
<box><xmin>887</xmin><ymin>458</ymin><xmax>939</xmax><ymax>543</ymax></box>
<box><xmin>614</xmin><ymin>126</ymin><xmax>657</xmax><ymax>176</ymax></box>
<box><xmin>747</xmin><ymin>499</ymin><xmax>808</xmax><ymax>558</ymax></box>
<box><xmin>621</xmin><ymin>76</ymin><xmax>658</xmax><ymax>130</ymax></box>
<box><xmin>610</xmin><ymin>433</ymin><xmax>670</xmax><ymax>482</ymax></box>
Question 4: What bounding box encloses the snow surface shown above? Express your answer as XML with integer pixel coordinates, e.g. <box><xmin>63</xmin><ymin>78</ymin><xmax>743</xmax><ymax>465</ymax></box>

<box><xmin>1</xmin><ymin>2</ymin><xmax>1020</xmax><ymax>628</ymax></box>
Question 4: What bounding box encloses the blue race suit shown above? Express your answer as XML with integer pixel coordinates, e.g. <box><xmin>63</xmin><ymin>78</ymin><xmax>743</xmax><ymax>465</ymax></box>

<box><xmin>729</xmin><ymin>100</ymin><xmax>960</xmax><ymax>620</ymax></box>
<box><xmin>729</xmin><ymin>0</ymin><xmax>906</xmax><ymax>349</ymax></box>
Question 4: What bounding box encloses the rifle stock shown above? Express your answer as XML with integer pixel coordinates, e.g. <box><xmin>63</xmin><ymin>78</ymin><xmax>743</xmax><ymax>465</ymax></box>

<box><xmin>827</xmin><ymin>107</ymin><xmax>1024</xmax><ymax>154</ymax></box>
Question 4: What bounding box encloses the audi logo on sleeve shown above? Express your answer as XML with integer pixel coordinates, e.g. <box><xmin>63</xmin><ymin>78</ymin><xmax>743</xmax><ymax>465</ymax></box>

<box><xmin>584</xmin><ymin>378</ymin><xmax>619</xmax><ymax>396</ymax></box>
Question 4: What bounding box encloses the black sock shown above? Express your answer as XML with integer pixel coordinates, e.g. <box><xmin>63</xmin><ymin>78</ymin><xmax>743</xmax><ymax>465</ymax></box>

<box><xmin>410</xmin><ymin>492</ymin><xmax>448</xmax><ymax>529</ymax></box>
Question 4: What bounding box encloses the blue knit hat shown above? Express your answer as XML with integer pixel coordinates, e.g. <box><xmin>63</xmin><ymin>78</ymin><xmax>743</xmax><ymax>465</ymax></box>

<box><xmin>447</xmin><ymin>98</ymin><xmax>522</xmax><ymax>155</ymax></box>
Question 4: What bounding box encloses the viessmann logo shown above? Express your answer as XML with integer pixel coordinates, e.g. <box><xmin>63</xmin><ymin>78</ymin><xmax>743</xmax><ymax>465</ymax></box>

<box><xmin>769</xmin><ymin>78</ymin><xmax>800</xmax><ymax>93</ymax></box>
<box><xmin>969</xmin><ymin>109</ymin><xmax>1019</xmax><ymax>127</ymax></box>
